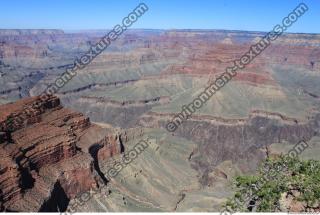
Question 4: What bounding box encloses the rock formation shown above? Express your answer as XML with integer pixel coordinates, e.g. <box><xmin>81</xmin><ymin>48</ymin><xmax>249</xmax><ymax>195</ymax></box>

<box><xmin>0</xmin><ymin>29</ymin><xmax>319</xmax><ymax>212</ymax></box>
<box><xmin>0</xmin><ymin>95</ymin><xmax>121</xmax><ymax>211</ymax></box>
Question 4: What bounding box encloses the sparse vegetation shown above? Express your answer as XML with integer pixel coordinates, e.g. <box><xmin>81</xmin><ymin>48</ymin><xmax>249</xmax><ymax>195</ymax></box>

<box><xmin>224</xmin><ymin>155</ymin><xmax>320</xmax><ymax>212</ymax></box>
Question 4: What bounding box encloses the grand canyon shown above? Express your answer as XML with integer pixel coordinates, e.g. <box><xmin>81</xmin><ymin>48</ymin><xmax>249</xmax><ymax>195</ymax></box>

<box><xmin>0</xmin><ymin>28</ymin><xmax>320</xmax><ymax>212</ymax></box>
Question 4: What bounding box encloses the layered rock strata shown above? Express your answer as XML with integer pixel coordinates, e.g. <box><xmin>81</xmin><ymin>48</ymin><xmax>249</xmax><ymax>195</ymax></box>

<box><xmin>0</xmin><ymin>95</ymin><xmax>121</xmax><ymax>211</ymax></box>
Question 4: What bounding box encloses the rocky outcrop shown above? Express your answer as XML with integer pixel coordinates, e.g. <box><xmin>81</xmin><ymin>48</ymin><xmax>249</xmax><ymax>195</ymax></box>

<box><xmin>95</xmin><ymin>127</ymin><xmax>144</xmax><ymax>161</ymax></box>
<box><xmin>0</xmin><ymin>95</ymin><xmax>120</xmax><ymax>211</ymax></box>
<box><xmin>0</xmin><ymin>149</ymin><xmax>21</xmax><ymax>211</ymax></box>
<box><xmin>96</xmin><ymin>135</ymin><xmax>123</xmax><ymax>161</ymax></box>
<box><xmin>0</xmin><ymin>95</ymin><xmax>61</xmax><ymax>132</ymax></box>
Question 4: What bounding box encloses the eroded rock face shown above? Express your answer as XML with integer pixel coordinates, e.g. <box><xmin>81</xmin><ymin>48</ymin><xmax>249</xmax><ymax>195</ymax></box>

<box><xmin>138</xmin><ymin>110</ymin><xmax>320</xmax><ymax>184</ymax></box>
<box><xmin>0</xmin><ymin>149</ymin><xmax>21</xmax><ymax>211</ymax></box>
<box><xmin>0</xmin><ymin>95</ymin><xmax>121</xmax><ymax>211</ymax></box>
<box><xmin>96</xmin><ymin>135</ymin><xmax>122</xmax><ymax>161</ymax></box>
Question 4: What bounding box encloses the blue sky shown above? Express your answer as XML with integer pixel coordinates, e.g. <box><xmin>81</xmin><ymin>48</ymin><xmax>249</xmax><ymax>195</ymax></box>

<box><xmin>1</xmin><ymin>0</ymin><xmax>319</xmax><ymax>33</ymax></box>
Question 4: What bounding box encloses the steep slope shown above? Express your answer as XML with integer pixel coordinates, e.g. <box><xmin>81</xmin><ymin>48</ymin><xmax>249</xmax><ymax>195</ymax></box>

<box><xmin>0</xmin><ymin>95</ymin><xmax>121</xmax><ymax>211</ymax></box>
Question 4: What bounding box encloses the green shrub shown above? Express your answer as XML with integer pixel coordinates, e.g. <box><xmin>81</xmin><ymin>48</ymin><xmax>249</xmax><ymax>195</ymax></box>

<box><xmin>223</xmin><ymin>155</ymin><xmax>320</xmax><ymax>212</ymax></box>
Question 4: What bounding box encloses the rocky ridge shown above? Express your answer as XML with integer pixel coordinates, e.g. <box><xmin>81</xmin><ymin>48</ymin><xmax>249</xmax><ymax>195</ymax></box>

<box><xmin>0</xmin><ymin>95</ymin><xmax>125</xmax><ymax>211</ymax></box>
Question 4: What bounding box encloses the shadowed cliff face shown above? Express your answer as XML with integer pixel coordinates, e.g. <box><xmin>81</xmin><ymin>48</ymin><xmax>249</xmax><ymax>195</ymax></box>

<box><xmin>89</xmin><ymin>143</ymin><xmax>109</xmax><ymax>184</ymax></box>
<box><xmin>39</xmin><ymin>182</ymin><xmax>69</xmax><ymax>212</ymax></box>
<box><xmin>190</xmin><ymin>114</ymin><xmax>319</xmax><ymax>183</ymax></box>
<box><xmin>138</xmin><ymin>111</ymin><xmax>320</xmax><ymax>184</ymax></box>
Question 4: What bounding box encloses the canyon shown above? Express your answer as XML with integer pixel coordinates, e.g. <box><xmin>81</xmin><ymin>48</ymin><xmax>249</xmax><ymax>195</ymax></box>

<box><xmin>0</xmin><ymin>29</ymin><xmax>320</xmax><ymax>212</ymax></box>
<box><xmin>0</xmin><ymin>95</ymin><xmax>125</xmax><ymax>211</ymax></box>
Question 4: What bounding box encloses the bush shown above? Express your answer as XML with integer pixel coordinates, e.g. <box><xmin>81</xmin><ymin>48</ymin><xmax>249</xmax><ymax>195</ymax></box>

<box><xmin>223</xmin><ymin>155</ymin><xmax>320</xmax><ymax>212</ymax></box>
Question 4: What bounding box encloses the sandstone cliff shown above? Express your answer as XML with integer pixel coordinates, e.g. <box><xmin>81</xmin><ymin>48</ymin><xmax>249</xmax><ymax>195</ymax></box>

<box><xmin>0</xmin><ymin>95</ymin><xmax>121</xmax><ymax>211</ymax></box>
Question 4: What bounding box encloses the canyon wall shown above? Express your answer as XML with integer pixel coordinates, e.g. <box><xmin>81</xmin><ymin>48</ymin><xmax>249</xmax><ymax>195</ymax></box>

<box><xmin>0</xmin><ymin>95</ymin><xmax>122</xmax><ymax>211</ymax></box>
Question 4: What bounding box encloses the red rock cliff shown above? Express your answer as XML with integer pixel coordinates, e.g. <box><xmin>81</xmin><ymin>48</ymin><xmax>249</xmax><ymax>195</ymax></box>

<box><xmin>0</xmin><ymin>95</ymin><xmax>120</xmax><ymax>211</ymax></box>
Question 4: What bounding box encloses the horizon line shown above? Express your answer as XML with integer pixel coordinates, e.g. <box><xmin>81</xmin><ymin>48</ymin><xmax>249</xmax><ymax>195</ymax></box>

<box><xmin>1</xmin><ymin>28</ymin><xmax>320</xmax><ymax>35</ymax></box>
